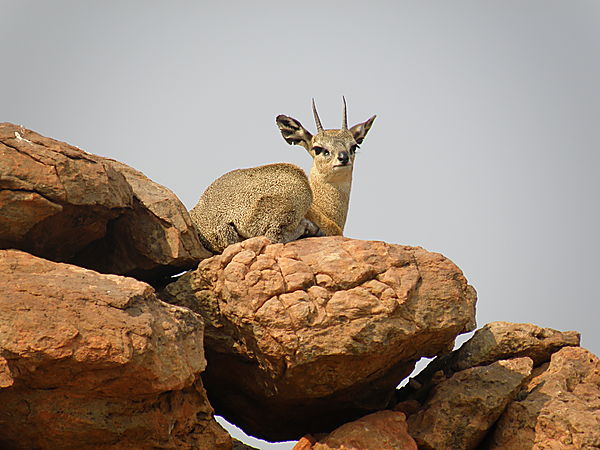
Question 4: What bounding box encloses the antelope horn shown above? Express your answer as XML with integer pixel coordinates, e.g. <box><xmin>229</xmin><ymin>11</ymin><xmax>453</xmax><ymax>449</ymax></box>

<box><xmin>342</xmin><ymin>96</ymin><xmax>348</xmax><ymax>130</ymax></box>
<box><xmin>312</xmin><ymin>98</ymin><xmax>323</xmax><ymax>132</ymax></box>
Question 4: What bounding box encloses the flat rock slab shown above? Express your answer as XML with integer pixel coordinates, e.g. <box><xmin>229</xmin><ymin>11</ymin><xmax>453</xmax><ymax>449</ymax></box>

<box><xmin>162</xmin><ymin>236</ymin><xmax>477</xmax><ymax>440</ymax></box>
<box><xmin>0</xmin><ymin>249</ymin><xmax>230</xmax><ymax>449</ymax></box>
<box><xmin>0</xmin><ymin>123</ymin><xmax>210</xmax><ymax>284</ymax></box>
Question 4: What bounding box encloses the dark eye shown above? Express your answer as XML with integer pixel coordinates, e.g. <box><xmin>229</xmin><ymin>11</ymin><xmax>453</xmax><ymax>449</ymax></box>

<box><xmin>312</xmin><ymin>146</ymin><xmax>330</xmax><ymax>156</ymax></box>
<box><xmin>350</xmin><ymin>144</ymin><xmax>360</xmax><ymax>154</ymax></box>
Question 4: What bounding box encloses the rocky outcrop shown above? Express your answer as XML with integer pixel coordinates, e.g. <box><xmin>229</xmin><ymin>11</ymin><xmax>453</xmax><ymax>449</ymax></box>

<box><xmin>407</xmin><ymin>357</ymin><xmax>533</xmax><ymax>449</ymax></box>
<box><xmin>294</xmin><ymin>411</ymin><xmax>417</xmax><ymax>450</ymax></box>
<box><xmin>0</xmin><ymin>249</ymin><xmax>230</xmax><ymax>449</ymax></box>
<box><xmin>2</xmin><ymin>123</ymin><xmax>597</xmax><ymax>449</ymax></box>
<box><xmin>488</xmin><ymin>346</ymin><xmax>600</xmax><ymax>449</ymax></box>
<box><xmin>0</xmin><ymin>123</ymin><xmax>210</xmax><ymax>284</ymax></box>
<box><xmin>161</xmin><ymin>235</ymin><xmax>477</xmax><ymax>440</ymax></box>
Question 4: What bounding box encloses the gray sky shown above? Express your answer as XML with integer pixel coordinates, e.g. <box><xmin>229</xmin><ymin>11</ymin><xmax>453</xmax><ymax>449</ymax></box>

<box><xmin>2</xmin><ymin>1</ymin><xmax>599</xmax><ymax>447</ymax></box>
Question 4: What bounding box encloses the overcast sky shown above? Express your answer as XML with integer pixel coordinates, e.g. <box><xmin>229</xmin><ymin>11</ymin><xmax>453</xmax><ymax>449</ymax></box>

<box><xmin>2</xmin><ymin>1</ymin><xmax>599</xmax><ymax>448</ymax></box>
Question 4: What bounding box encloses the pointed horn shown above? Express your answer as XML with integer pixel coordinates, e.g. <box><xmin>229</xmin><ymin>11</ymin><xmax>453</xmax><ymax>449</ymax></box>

<box><xmin>312</xmin><ymin>98</ymin><xmax>323</xmax><ymax>132</ymax></box>
<box><xmin>342</xmin><ymin>96</ymin><xmax>348</xmax><ymax>130</ymax></box>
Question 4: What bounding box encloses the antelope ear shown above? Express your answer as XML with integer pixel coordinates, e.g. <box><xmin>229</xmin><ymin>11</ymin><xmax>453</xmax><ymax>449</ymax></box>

<box><xmin>276</xmin><ymin>115</ymin><xmax>313</xmax><ymax>150</ymax></box>
<box><xmin>349</xmin><ymin>115</ymin><xmax>376</xmax><ymax>144</ymax></box>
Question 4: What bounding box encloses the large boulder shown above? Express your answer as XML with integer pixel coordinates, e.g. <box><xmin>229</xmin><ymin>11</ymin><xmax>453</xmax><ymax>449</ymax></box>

<box><xmin>488</xmin><ymin>346</ymin><xmax>600</xmax><ymax>449</ymax></box>
<box><xmin>161</xmin><ymin>236</ymin><xmax>477</xmax><ymax>440</ymax></box>
<box><xmin>0</xmin><ymin>123</ymin><xmax>210</xmax><ymax>284</ymax></box>
<box><xmin>0</xmin><ymin>249</ymin><xmax>230</xmax><ymax>449</ymax></box>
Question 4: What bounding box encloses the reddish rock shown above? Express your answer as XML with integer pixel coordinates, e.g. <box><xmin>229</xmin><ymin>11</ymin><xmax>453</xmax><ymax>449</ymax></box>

<box><xmin>396</xmin><ymin>321</ymin><xmax>580</xmax><ymax>407</ymax></box>
<box><xmin>0</xmin><ymin>123</ymin><xmax>209</xmax><ymax>283</ymax></box>
<box><xmin>294</xmin><ymin>435</ymin><xmax>319</xmax><ymax>450</ymax></box>
<box><xmin>488</xmin><ymin>347</ymin><xmax>600</xmax><ymax>449</ymax></box>
<box><xmin>161</xmin><ymin>236</ymin><xmax>477</xmax><ymax>440</ymax></box>
<box><xmin>407</xmin><ymin>357</ymin><xmax>533</xmax><ymax>450</ymax></box>
<box><xmin>0</xmin><ymin>123</ymin><xmax>133</xmax><ymax>259</ymax></box>
<box><xmin>454</xmin><ymin>321</ymin><xmax>580</xmax><ymax>370</ymax></box>
<box><xmin>0</xmin><ymin>249</ymin><xmax>230</xmax><ymax>449</ymax></box>
<box><xmin>293</xmin><ymin>411</ymin><xmax>417</xmax><ymax>450</ymax></box>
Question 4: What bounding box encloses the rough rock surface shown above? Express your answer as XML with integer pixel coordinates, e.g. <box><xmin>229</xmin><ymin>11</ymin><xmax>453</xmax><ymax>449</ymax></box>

<box><xmin>294</xmin><ymin>411</ymin><xmax>417</xmax><ymax>450</ymax></box>
<box><xmin>454</xmin><ymin>321</ymin><xmax>580</xmax><ymax>370</ymax></box>
<box><xmin>0</xmin><ymin>249</ymin><xmax>230</xmax><ymax>449</ymax></box>
<box><xmin>396</xmin><ymin>321</ymin><xmax>580</xmax><ymax>406</ymax></box>
<box><xmin>161</xmin><ymin>236</ymin><xmax>477</xmax><ymax>440</ymax></box>
<box><xmin>0</xmin><ymin>122</ymin><xmax>209</xmax><ymax>283</ymax></box>
<box><xmin>488</xmin><ymin>347</ymin><xmax>600</xmax><ymax>449</ymax></box>
<box><xmin>407</xmin><ymin>357</ymin><xmax>533</xmax><ymax>450</ymax></box>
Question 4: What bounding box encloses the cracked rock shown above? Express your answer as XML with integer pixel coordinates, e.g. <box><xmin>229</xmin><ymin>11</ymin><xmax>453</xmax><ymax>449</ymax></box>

<box><xmin>161</xmin><ymin>236</ymin><xmax>477</xmax><ymax>441</ymax></box>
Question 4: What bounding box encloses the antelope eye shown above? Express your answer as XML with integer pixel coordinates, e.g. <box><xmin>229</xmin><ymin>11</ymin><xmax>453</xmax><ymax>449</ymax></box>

<box><xmin>312</xmin><ymin>146</ymin><xmax>329</xmax><ymax>157</ymax></box>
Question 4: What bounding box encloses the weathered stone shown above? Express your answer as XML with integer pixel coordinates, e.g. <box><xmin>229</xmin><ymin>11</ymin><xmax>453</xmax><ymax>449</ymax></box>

<box><xmin>396</xmin><ymin>321</ymin><xmax>580</xmax><ymax>406</ymax></box>
<box><xmin>294</xmin><ymin>411</ymin><xmax>417</xmax><ymax>450</ymax></box>
<box><xmin>454</xmin><ymin>321</ymin><xmax>580</xmax><ymax>370</ymax></box>
<box><xmin>73</xmin><ymin>158</ymin><xmax>211</xmax><ymax>281</ymax></box>
<box><xmin>0</xmin><ymin>249</ymin><xmax>230</xmax><ymax>449</ymax></box>
<box><xmin>488</xmin><ymin>347</ymin><xmax>600</xmax><ymax>449</ymax></box>
<box><xmin>161</xmin><ymin>236</ymin><xmax>477</xmax><ymax>440</ymax></box>
<box><xmin>407</xmin><ymin>357</ymin><xmax>533</xmax><ymax>450</ymax></box>
<box><xmin>0</xmin><ymin>123</ymin><xmax>133</xmax><ymax>259</ymax></box>
<box><xmin>0</xmin><ymin>123</ymin><xmax>209</xmax><ymax>284</ymax></box>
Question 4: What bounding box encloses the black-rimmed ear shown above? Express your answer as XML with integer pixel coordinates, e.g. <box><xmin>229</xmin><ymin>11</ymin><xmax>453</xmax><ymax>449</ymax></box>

<box><xmin>276</xmin><ymin>115</ymin><xmax>313</xmax><ymax>150</ymax></box>
<box><xmin>349</xmin><ymin>115</ymin><xmax>376</xmax><ymax>144</ymax></box>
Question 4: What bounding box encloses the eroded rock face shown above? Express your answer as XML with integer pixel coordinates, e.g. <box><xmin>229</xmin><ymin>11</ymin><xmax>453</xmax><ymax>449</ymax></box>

<box><xmin>294</xmin><ymin>411</ymin><xmax>418</xmax><ymax>450</ymax></box>
<box><xmin>396</xmin><ymin>321</ymin><xmax>581</xmax><ymax>407</ymax></box>
<box><xmin>0</xmin><ymin>123</ymin><xmax>209</xmax><ymax>283</ymax></box>
<box><xmin>454</xmin><ymin>321</ymin><xmax>580</xmax><ymax>370</ymax></box>
<box><xmin>488</xmin><ymin>347</ymin><xmax>600</xmax><ymax>449</ymax></box>
<box><xmin>0</xmin><ymin>249</ymin><xmax>230</xmax><ymax>449</ymax></box>
<box><xmin>407</xmin><ymin>357</ymin><xmax>533</xmax><ymax>450</ymax></box>
<box><xmin>161</xmin><ymin>236</ymin><xmax>477</xmax><ymax>440</ymax></box>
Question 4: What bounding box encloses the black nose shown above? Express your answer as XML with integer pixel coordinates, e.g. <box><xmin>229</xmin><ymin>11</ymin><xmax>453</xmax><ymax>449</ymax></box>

<box><xmin>338</xmin><ymin>151</ymin><xmax>349</xmax><ymax>164</ymax></box>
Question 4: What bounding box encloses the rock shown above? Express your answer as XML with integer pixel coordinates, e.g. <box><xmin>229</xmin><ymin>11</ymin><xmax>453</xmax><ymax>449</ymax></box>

<box><xmin>454</xmin><ymin>321</ymin><xmax>580</xmax><ymax>370</ymax></box>
<box><xmin>0</xmin><ymin>249</ymin><xmax>231</xmax><ymax>449</ymax></box>
<box><xmin>396</xmin><ymin>321</ymin><xmax>580</xmax><ymax>406</ymax></box>
<box><xmin>294</xmin><ymin>411</ymin><xmax>417</xmax><ymax>450</ymax></box>
<box><xmin>487</xmin><ymin>347</ymin><xmax>600</xmax><ymax>449</ymax></box>
<box><xmin>161</xmin><ymin>236</ymin><xmax>477</xmax><ymax>440</ymax></box>
<box><xmin>294</xmin><ymin>436</ymin><xmax>319</xmax><ymax>450</ymax></box>
<box><xmin>73</xmin><ymin>158</ymin><xmax>212</xmax><ymax>282</ymax></box>
<box><xmin>0</xmin><ymin>123</ymin><xmax>209</xmax><ymax>284</ymax></box>
<box><xmin>407</xmin><ymin>357</ymin><xmax>533</xmax><ymax>450</ymax></box>
<box><xmin>0</xmin><ymin>123</ymin><xmax>133</xmax><ymax>258</ymax></box>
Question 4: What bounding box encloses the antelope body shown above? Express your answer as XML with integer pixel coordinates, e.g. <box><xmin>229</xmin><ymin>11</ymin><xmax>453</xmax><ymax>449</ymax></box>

<box><xmin>190</xmin><ymin>99</ymin><xmax>376</xmax><ymax>253</ymax></box>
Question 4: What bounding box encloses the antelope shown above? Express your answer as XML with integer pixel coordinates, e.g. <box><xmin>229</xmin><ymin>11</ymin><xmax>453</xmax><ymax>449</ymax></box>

<box><xmin>189</xmin><ymin>98</ymin><xmax>376</xmax><ymax>253</ymax></box>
